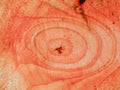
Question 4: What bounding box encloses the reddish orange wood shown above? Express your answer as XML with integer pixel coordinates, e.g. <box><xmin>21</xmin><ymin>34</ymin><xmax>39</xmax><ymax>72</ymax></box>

<box><xmin>0</xmin><ymin>0</ymin><xmax>120</xmax><ymax>90</ymax></box>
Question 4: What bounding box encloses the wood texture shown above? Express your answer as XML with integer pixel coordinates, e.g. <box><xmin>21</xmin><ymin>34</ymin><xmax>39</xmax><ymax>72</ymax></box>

<box><xmin>0</xmin><ymin>0</ymin><xmax>120</xmax><ymax>90</ymax></box>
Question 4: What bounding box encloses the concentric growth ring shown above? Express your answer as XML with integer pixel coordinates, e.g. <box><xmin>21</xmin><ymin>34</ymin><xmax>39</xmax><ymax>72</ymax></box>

<box><xmin>22</xmin><ymin>16</ymin><xmax>116</xmax><ymax>78</ymax></box>
<box><xmin>34</xmin><ymin>28</ymin><xmax>87</xmax><ymax>64</ymax></box>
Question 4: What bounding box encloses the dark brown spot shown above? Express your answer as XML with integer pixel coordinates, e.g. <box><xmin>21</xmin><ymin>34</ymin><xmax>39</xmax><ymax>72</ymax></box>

<box><xmin>79</xmin><ymin>0</ymin><xmax>86</xmax><ymax>4</ymax></box>
<box><xmin>55</xmin><ymin>46</ymin><xmax>64</xmax><ymax>54</ymax></box>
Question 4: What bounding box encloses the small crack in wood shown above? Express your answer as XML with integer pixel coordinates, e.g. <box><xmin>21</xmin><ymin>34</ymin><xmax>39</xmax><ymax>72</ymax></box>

<box><xmin>75</xmin><ymin>6</ymin><xmax>92</xmax><ymax>32</ymax></box>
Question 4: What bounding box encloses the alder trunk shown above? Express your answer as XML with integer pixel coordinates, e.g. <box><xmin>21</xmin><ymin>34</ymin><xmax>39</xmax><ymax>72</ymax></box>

<box><xmin>0</xmin><ymin>0</ymin><xmax>120</xmax><ymax>90</ymax></box>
